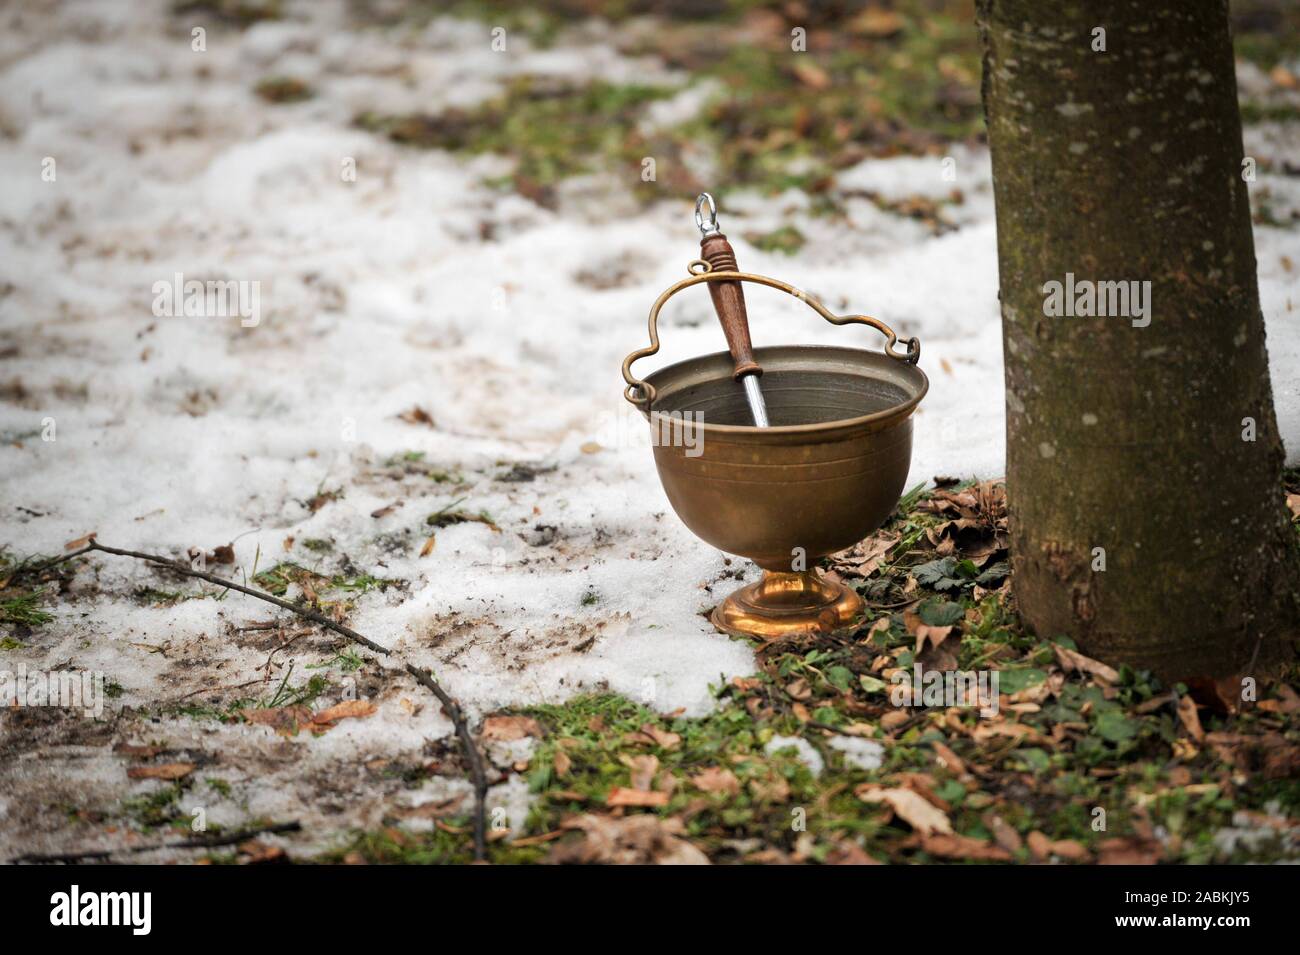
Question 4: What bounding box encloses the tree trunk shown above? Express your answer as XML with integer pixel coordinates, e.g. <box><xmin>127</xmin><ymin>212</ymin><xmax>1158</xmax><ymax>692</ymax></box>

<box><xmin>975</xmin><ymin>0</ymin><xmax>1299</xmax><ymax>679</ymax></box>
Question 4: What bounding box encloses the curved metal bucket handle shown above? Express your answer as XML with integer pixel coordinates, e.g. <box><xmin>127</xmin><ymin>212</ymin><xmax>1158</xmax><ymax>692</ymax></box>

<box><xmin>622</xmin><ymin>260</ymin><xmax>921</xmax><ymax>409</ymax></box>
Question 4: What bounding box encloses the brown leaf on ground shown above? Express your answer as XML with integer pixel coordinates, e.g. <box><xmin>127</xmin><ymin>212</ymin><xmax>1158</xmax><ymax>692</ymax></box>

<box><xmin>1053</xmin><ymin>645</ymin><xmax>1119</xmax><ymax>684</ymax></box>
<box><xmin>237</xmin><ymin>840</ymin><xmax>287</xmax><ymax>864</ymax></box>
<box><xmin>784</xmin><ymin>677</ymin><xmax>813</xmax><ymax>701</ymax></box>
<box><xmin>849</xmin><ymin>8</ymin><xmax>905</xmax><ymax>38</ymax></box>
<box><xmin>624</xmin><ymin>723</ymin><xmax>681</xmax><ymax>750</ymax></box>
<box><xmin>1205</xmin><ymin>730</ymin><xmax>1300</xmax><ymax>779</ymax></box>
<box><xmin>395</xmin><ymin>796</ymin><xmax>465</xmax><ymax>820</ymax></box>
<box><xmin>691</xmin><ymin>766</ymin><xmax>740</xmax><ymax>796</ymax></box>
<box><xmin>398</xmin><ymin>405</ymin><xmax>434</xmax><ymax>426</ymax></box>
<box><xmin>482</xmin><ymin>714</ymin><xmax>544</xmax><ymax>741</ymax></box>
<box><xmin>856</xmin><ymin>785</ymin><xmax>952</xmax><ymax>836</ymax></box>
<box><xmin>1097</xmin><ymin>837</ymin><xmax>1161</xmax><ymax>865</ymax></box>
<box><xmin>880</xmin><ymin>710</ymin><xmax>910</xmax><ymax>731</ymax></box>
<box><xmin>919</xmin><ymin>833</ymin><xmax>1011</xmax><ymax>861</ymax></box>
<box><xmin>604</xmin><ymin>787</ymin><xmax>670</xmax><ymax>808</ymax></box>
<box><xmin>984</xmin><ymin>813</ymin><xmax>1023</xmax><ymax>854</ymax></box>
<box><xmin>931</xmin><ymin>740</ymin><xmax>968</xmax><ymax>777</ymax></box>
<box><xmin>64</xmin><ymin>532</ymin><xmax>97</xmax><ymax>550</ymax></box>
<box><xmin>791</xmin><ymin>60</ymin><xmax>830</xmax><ymax>90</ymax></box>
<box><xmin>210</xmin><ymin>544</ymin><xmax>236</xmax><ymax>564</ymax></box>
<box><xmin>548</xmin><ymin>814</ymin><xmax>708</xmax><ymax>865</ymax></box>
<box><xmin>127</xmin><ymin>762</ymin><xmax>195</xmax><ymax>781</ymax></box>
<box><xmin>244</xmin><ymin>705</ymin><xmax>313</xmax><ymax>736</ymax></box>
<box><xmin>829</xmin><ymin>532</ymin><xmax>897</xmax><ymax>578</ymax></box>
<box><xmin>1048</xmin><ymin>839</ymin><xmax>1091</xmax><ymax>862</ymax></box>
<box><xmin>313</xmin><ymin>699</ymin><xmax>377</xmax><ymax>725</ymax></box>
<box><xmin>1027</xmin><ymin>830</ymin><xmax>1093</xmax><ymax>863</ymax></box>
<box><xmin>114</xmin><ymin>743</ymin><xmax>164</xmax><ymax>759</ymax></box>
<box><xmin>621</xmin><ymin>754</ymin><xmax>659</xmax><ymax>791</ymax></box>
<box><xmin>911</xmin><ymin>622</ymin><xmax>954</xmax><ymax>656</ymax></box>
<box><xmin>970</xmin><ymin>720</ymin><xmax>1045</xmax><ymax>745</ymax></box>
<box><xmin>825</xmin><ymin>840</ymin><xmax>882</xmax><ymax>865</ymax></box>
<box><xmin>553</xmin><ymin>749</ymin><xmax>572</xmax><ymax>778</ymax></box>
<box><xmin>419</xmin><ymin>533</ymin><xmax>436</xmax><ymax>557</ymax></box>
<box><xmin>748</xmin><ymin>774</ymin><xmax>791</xmax><ymax>804</ymax></box>
<box><xmin>1177</xmin><ymin>695</ymin><xmax>1205</xmax><ymax>743</ymax></box>
<box><xmin>1264</xmin><ymin>684</ymin><xmax>1300</xmax><ymax>714</ymax></box>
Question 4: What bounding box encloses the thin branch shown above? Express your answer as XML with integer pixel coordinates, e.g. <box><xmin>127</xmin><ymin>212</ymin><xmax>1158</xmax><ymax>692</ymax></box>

<box><xmin>80</xmin><ymin>539</ymin><xmax>489</xmax><ymax>862</ymax></box>
<box><xmin>405</xmin><ymin>663</ymin><xmax>489</xmax><ymax>859</ymax></box>
<box><xmin>12</xmin><ymin>821</ymin><xmax>302</xmax><ymax>864</ymax></box>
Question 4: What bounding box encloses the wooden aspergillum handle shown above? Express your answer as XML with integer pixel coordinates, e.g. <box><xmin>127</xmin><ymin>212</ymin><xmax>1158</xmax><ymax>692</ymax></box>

<box><xmin>700</xmin><ymin>233</ymin><xmax>762</xmax><ymax>381</ymax></box>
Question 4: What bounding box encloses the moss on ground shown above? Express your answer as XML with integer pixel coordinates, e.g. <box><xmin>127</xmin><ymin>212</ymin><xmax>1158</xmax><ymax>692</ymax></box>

<box><xmin>348</xmin><ymin>0</ymin><xmax>1299</xmax><ymax>209</ymax></box>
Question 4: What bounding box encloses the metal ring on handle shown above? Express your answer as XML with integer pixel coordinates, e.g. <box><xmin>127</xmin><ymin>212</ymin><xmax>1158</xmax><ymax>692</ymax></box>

<box><xmin>622</xmin><ymin>262</ymin><xmax>921</xmax><ymax>409</ymax></box>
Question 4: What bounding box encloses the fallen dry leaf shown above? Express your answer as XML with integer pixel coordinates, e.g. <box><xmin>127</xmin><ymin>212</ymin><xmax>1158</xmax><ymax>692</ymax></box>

<box><xmin>245</xmin><ymin>705</ymin><xmax>313</xmax><ymax>735</ymax></box>
<box><xmin>553</xmin><ymin>749</ymin><xmax>572</xmax><ymax>778</ymax></box>
<box><xmin>691</xmin><ymin>766</ymin><xmax>740</xmax><ymax>796</ymax></box>
<box><xmin>825</xmin><ymin>840</ymin><xmax>882</xmax><ymax>864</ymax></box>
<box><xmin>1054</xmin><ymin>645</ymin><xmax>1119</xmax><ymax>684</ymax></box>
<box><xmin>605</xmin><ymin>787</ymin><xmax>670</xmax><ymax>808</ymax></box>
<box><xmin>127</xmin><ymin>762</ymin><xmax>195</xmax><ymax>781</ymax></box>
<box><xmin>984</xmin><ymin>813</ymin><xmax>1023</xmax><ymax>854</ymax></box>
<box><xmin>313</xmin><ymin>699</ymin><xmax>377</xmax><ymax>724</ymax></box>
<box><xmin>398</xmin><ymin>405</ymin><xmax>434</xmax><ymax>426</ymax></box>
<box><xmin>919</xmin><ymin>832</ymin><xmax>1011</xmax><ymax>861</ymax></box>
<box><xmin>625</xmin><ymin>723</ymin><xmax>681</xmax><ymax>750</ymax></box>
<box><xmin>913</xmin><ymin>623</ymin><xmax>954</xmax><ymax>656</ymax></box>
<box><xmin>114</xmin><ymin>743</ymin><xmax>164</xmax><ymax>759</ymax></box>
<box><xmin>548</xmin><ymin>814</ymin><xmax>708</xmax><ymax>865</ymax></box>
<box><xmin>931</xmin><ymin>740</ymin><xmax>968</xmax><ymax>777</ymax></box>
<box><xmin>851</xmin><ymin>8</ymin><xmax>905</xmax><ymax>38</ymax></box>
<box><xmin>621</xmin><ymin>754</ymin><xmax>660</xmax><ymax>791</ymax></box>
<box><xmin>237</xmin><ymin>840</ymin><xmax>287</xmax><ymax>864</ymax></box>
<box><xmin>792</xmin><ymin>60</ymin><xmax>830</xmax><ymax>90</ymax></box>
<box><xmin>856</xmin><ymin>785</ymin><xmax>953</xmax><ymax>836</ymax></box>
<box><xmin>482</xmin><ymin>714</ymin><xmax>544</xmax><ymax>741</ymax></box>
<box><xmin>1177</xmin><ymin>695</ymin><xmax>1205</xmax><ymax>743</ymax></box>
<box><xmin>1097</xmin><ymin>836</ymin><xmax>1161</xmax><ymax>865</ymax></box>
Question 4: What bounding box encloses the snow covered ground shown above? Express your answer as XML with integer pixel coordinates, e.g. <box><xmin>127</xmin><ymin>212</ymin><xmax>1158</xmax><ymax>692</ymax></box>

<box><xmin>0</xmin><ymin>0</ymin><xmax>1297</xmax><ymax>859</ymax></box>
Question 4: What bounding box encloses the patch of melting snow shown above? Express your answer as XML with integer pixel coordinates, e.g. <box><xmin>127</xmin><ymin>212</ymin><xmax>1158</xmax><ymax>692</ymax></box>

<box><xmin>829</xmin><ymin>735</ymin><xmax>885</xmax><ymax>771</ymax></box>
<box><xmin>765</xmin><ymin>735</ymin><xmax>826</xmax><ymax>777</ymax></box>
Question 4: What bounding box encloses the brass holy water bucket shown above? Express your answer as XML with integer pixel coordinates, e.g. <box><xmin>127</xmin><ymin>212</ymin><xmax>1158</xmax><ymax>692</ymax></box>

<box><xmin>622</xmin><ymin>261</ymin><xmax>928</xmax><ymax>640</ymax></box>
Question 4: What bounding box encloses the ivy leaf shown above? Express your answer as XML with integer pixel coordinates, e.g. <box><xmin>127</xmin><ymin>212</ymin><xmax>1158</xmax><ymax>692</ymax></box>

<box><xmin>914</xmin><ymin>558</ymin><xmax>965</xmax><ymax>591</ymax></box>
<box><xmin>919</xmin><ymin>599</ymin><xmax>965</xmax><ymax>627</ymax></box>
<box><xmin>859</xmin><ymin>674</ymin><xmax>887</xmax><ymax>695</ymax></box>
<box><xmin>1094</xmin><ymin>708</ymin><xmax>1140</xmax><ymax>743</ymax></box>
<box><xmin>996</xmin><ymin>668</ymin><xmax>1047</xmax><ymax>695</ymax></box>
<box><xmin>825</xmin><ymin>666</ymin><xmax>855</xmax><ymax>692</ymax></box>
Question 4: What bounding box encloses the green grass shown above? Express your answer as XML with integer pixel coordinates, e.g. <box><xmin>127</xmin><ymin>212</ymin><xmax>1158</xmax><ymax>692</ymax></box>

<box><xmin>0</xmin><ymin>587</ymin><xmax>54</xmax><ymax>626</ymax></box>
<box><xmin>356</xmin><ymin>78</ymin><xmax>674</xmax><ymax>202</ymax></box>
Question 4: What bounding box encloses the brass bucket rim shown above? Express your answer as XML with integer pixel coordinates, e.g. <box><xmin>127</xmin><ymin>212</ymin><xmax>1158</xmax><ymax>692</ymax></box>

<box><xmin>639</xmin><ymin>342</ymin><xmax>929</xmax><ymax>441</ymax></box>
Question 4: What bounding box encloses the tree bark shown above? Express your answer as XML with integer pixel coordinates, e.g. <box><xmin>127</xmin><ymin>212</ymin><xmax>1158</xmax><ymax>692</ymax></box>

<box><xmin>975</xmin><ymin>0</ymin><xmax>1299</xmax><ymax>679</ymax></box>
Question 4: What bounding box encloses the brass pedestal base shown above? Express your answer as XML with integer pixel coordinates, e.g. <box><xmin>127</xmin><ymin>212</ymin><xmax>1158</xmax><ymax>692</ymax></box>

<box><xmin>711</xmin><ymin>570</ymin><xmax>865</xmax><ymax>641</ymax></box>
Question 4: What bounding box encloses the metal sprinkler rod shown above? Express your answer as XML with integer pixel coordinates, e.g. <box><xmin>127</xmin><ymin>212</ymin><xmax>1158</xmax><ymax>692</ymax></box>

<box><xmin>695</xmin><ymin>193</ymin><xmax>769</xmax><ymax>428</ymax></box>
